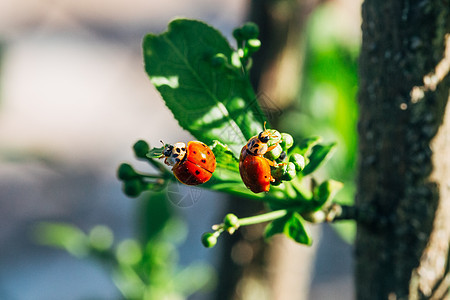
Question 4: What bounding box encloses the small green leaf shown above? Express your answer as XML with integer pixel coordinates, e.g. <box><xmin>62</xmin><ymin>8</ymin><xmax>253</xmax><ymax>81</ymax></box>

<box><xmin>264</xmin><ymin>212</ymin><xmax>312</xmax><ymax>246</ymax></box>
<box><xmin>33</xmin><ymin>222</ymin><xmax>89</xmax><ymax>257</ymax></box>
<box><xmin>203</xmin><ymin>169</ymin><xmax>264</xmax><ymax>199</ymax></box>
<box><xmin>284</xmin><ymin>212</ymin><xmax>312</xmax><ymax>245</ymax></box>
<box><xmin>147</xmin><ymin>145</ymin><xmax>166</xmax><ymax>159</ymax></box>
<box><xmin>143</xmin><ymin>19</ymin><xmax>266</xmax><ymax>156</ymax></box>
<box><xmin>264</xmin><ymin>214</ymin><xmax>290</xmax><ymax>239</ymax></box>
<box><xmin>202</xmin><ymin>140</ymin><xmax>270</xmax><ymax>199</ymax></box>
<box><xmin>210</xmin><ymin>140</ymin><xmax>239</xmax><ymax>172</ymax></box>
<box><xmin>295</xmin><ymin>136</ymin><xmax>322</xmax><ymax>156</ymax></box>
<box><xmin>301</xmin><ymin>143</ymin><xmax>336</xmax><ymax>175</ymax></box>
<box><xmin>312</xmin><ymin>179</ymin><xmax>343</xmax><ymax>210</ymax></box>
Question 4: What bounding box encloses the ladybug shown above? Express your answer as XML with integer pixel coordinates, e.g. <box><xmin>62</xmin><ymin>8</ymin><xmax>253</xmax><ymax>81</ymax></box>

<box><xmin>239</xmin><ymin>128</ymin><xmax>279</xmax><ymax>193</ymax></box>
<box><xmin>162</xmin><ymin>141</ymin><xmax>216</xmax><ymax>185</ymax></box>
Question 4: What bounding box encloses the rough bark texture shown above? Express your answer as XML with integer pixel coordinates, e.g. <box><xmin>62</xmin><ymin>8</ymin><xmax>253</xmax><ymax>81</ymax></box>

<box><xmin>356</xmin><ymin>1</ymin><xmax>450</xmax><ymax>299</ymax></box>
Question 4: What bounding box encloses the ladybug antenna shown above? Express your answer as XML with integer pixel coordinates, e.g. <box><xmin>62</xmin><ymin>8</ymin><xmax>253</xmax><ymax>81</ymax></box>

<box><xmin>263</xmin><ymin>121</ymin><xmax>276</xmax><ymax>137</ymax></box>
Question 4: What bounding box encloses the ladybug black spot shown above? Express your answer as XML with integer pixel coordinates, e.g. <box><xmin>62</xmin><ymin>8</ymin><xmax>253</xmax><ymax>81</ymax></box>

<box><xmin>173</xmin><ymin>154</ymin><xmax>179</xmax><ymax>157</ymax></box>
<box><xmin>207</xmin><ymin>151</ymin><xmax>210</xmax><ymax>155</ymax></box>
<box><xmin>201</xmin><ymin>159</ymin><xmax>207</xmax><ymax>163</ymax></box>
<box><xmin>202</xmin><ymin>144</ymin><xmax>207</xmax><ymax>147</ymax></box>
<box><xmin>182</xmin><ymin>147</ymin><xmax>186</xmax><ymax>151</ymax></box>
<box><xmin>193</xmin><ymin>151</ymin><xmax>197</xmax><ymax>154</ymax></box>
<box><xmin>176</xmin><ymin>148</ymin><xmax>181</xmax><ymax>153</ymax></box>
<box><xmin>195</xmin><ymin>170</ymin><xmax>200</xmax><ymax>175</ymax></box>
<box><xmin>264</xmin><ymin>175</ymin><xmax>268</xmax><ymax>178</ymax></box>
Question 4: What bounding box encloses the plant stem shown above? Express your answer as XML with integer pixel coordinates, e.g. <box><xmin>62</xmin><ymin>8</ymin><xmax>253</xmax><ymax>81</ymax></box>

<box><xmin>323</xmin><ymin>203</ymin><xmax>377</xmax><ymax>224</ymax></box>
<box><xmin>238</xmin><ymin>209</ymin><xmax>288</xmax><ymax>226</ymax></box>
<box><xmin>139</xmin><ymin>173</ymin><xmax>165</xmax><ymax>179</ymax></box>
<box><xmin>144</xmin><ymin>157</ymin><xmax>172</xmax><ymax>177</ymax></box>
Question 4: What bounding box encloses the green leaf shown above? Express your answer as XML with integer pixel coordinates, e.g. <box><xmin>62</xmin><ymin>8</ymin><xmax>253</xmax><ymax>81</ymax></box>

<box><xmin>312</xmin><ymin>179</ymin><xmax>343</xmax><ymax>210</ymax></box>
<box><xmin>284</xmin><ymin>212</ymin><xmax>312</xmax><ymax>245</ymax></box>
<box><xmin>301</xmin><ymin>142</ymin><xmax>336</xmax><ymax>175</ymax></box>
<box><xmin>143</xmin><ymin>19</ymin><xmax>265</xmax><ymax>156</ymax></box>
<box><xmin>264</xmin><ymin>212</ymin><xmax>312</xmax><ymax>245</ymax></box>
<box><xmin>264</xmin><ymin>214</ymin><xmax>290</xmax><ymax>239</ymax></box>
<box><xmin>33</xmin><ymin>222</ymin><xmax>89</xmax><ymax>257</ymax></box>
<box><xmin>210</xmin><ymin>140</ymin><xmax>239</xmax><ymax>172</ymax></box>
<box><xmin>147</xmin><ymin>145</ymin><xmax>166</xmax><ymax>159</ymax></box>
<box><xmin>294</xmin><ymin>136</ymin><xmax>322</xmax><ymax>156</ymax></box>
<box><xmin>201</xmin><ymin>140</ymin><xmax>265</xmax><ymax>198</ymax></box>
<box><xmin>203</xmin><ymin>168</ymin><xmax>265</xmax><ymax>200</ymax></box>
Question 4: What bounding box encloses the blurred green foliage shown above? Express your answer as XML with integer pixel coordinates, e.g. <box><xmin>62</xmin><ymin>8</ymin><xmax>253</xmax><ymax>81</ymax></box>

<box><xmin>280</xmin><ymin>5</ymin><xmax>359</xmax><ymax>242</ymax></box>
<box><xmin>34</xmin><ymin>192</ymin><xmax>215</xmax><ymax>300</ymax></box>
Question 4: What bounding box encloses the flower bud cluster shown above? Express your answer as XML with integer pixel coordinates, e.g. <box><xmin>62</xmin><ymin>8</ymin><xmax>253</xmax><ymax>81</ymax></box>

<box><xmin>117</xmin><ymin>140</ymin><xmax>167</xmax><ymax>197</ymax></box>
<box><xmin>201</xmin><ymin>213</ymin><xmax>240</xmax><ymax>248</ymax></box>
<box><xmin>263</xmin><ymin>130</ymin><xmax>305</xmax><ymax>185</ymax></box>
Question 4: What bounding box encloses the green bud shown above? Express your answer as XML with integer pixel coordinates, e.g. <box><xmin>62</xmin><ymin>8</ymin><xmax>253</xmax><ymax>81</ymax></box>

<box><xmin>241</xmin><ymin>22</ymin><xmax>259</xmax><ymax>39</ymax></box>
<box><xmin>271</xmin><ymin>179</ymin><xmax>282</xmax><ymax>186</ymax></box>
<box><xmin>201</xmin><ymin>232</ymin><xmax>217</xmax><ymax>248</ymax></box>
<box><xmin>267</xmin><ymin>129</ymin><xmax>282</xmax><ymax>147</ymax></box>
<box><xmin>289</xmin><ymin>153</ymin><xmax>306</xmax><ymax>172</ymax></box>
<box><xmin>282</xmin><ymin>162</ymin><xmax>297</xmax><ymax>181</ymax></box>
<box><xmin>133</xmin><ymin>140</ymin><xmax>150</xmax><ymax>159</ymax></box>
<box><xmin>116</xmin><ymin>239</ymin><xmax>142</xmax><ymax>266</ymax></box>
<box><xmin>232</xmin><ymin>28</ymin><xmax>243</xmax><ymax>43</ymax></box>
<box><xmin>123</xmin><ymin>179</ymin><xmax>142</xmax><ymax>198</ymax></box>
<box><xmin>89</xmin><ymin>225</ymin><xmax>114</xmax><ymax>251</ymax></box>
<box><xmin>280</xmin><ymin>133</ymin><xmax>294</xmax><ymax>150</ymax></box>
<box><xmin>302</xmin><ymin>210</ymin><xmax>326</xmax><ymax>223</ymax></box>
<box><xmin>278</xmin><ymin>151</ymin><xmax>288</xmax><ymax>162</ymax></box>
<box><xmin>271</xmin><ymin>163</ymin><xmax>287</xmax><ymax>181</ymax></box>
<box><xmin>264</xmin><ymin>144</ymin><xmax>283</xmax><ymax>160</ymax></box>
<box><xmin>231</xmin><ymin>51</ymin><xmax>243</xmax><ymax>68</ymax></box>
<box><xmin>211</xmin><ymin>53</ymin><xmax>227</xmax><ymax>68</ymax></box>
<box><xmin>246</xmin><ymin>39</ymin><xmax>261</xmax><ymax>52</ymax></box>
<box><xmin>224</xmin><ymin>213</ymin><xmax>239</xmax><ymax>229</ymax></box>
<box><xmin>117</xmin><ymin>163</ymin><xmax>137</xmax><ymax>181</ymax></box>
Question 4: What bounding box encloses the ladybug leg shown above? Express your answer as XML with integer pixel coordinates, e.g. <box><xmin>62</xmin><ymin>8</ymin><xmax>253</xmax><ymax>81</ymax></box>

<box><xmin>266</xmin><ymin>142</ymin><xmax>280</xmax><ymax>152</ymax></box>
<box><xmin>264</xmin><ymin>157</ymin><xmax>276</xmax><ymax>167</ymax></box>
<box><xmin>265</xmin><ymin>157</ymin><xmax>288</xmax><ymax>170</ymax></box>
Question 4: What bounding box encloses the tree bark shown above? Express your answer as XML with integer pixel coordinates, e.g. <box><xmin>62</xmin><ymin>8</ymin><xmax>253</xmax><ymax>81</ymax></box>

<box><xmin>356</xmin><ymin>1</ymin><xmax>450</xmax><ymax>299</ymax></box>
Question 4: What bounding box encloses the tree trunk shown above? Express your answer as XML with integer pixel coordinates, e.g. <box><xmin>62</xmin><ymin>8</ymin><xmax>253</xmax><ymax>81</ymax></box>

<box><xmin>356</xmin><ymin>1</ymin><xmax>450</xmax><ymax>299</ymax></box>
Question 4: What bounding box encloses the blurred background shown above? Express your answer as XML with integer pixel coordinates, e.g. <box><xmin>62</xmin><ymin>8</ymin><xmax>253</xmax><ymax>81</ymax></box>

<box><xmin>0</xmin><ymin>0</ymin><xmax>360</xmax><ymax>299</ymax></box>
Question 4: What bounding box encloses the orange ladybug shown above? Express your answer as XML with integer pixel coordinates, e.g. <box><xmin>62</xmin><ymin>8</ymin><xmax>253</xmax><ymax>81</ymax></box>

<box><xmin>239</xmin><ymin>128</ymin><xmax>279</xmax><ymax>193</ymax></box>
<box><xmin>162</xmin><ymin>141</ymin><xmax>216</xmax><ymax>185</ymax></box>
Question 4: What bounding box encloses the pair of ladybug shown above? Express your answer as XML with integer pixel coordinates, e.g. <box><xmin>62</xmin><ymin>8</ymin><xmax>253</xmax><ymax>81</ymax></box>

<box><xmin>160</xmin><ymin>126</ymin><xmax>281</xmax><ymax>193</ymax></box>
